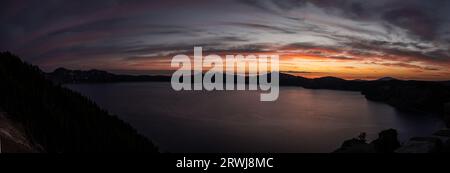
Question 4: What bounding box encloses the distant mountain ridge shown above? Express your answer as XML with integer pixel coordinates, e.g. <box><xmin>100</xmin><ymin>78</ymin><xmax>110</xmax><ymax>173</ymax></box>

<box><xmin>47</xmin><ymin>67</ymin><xmax>170</xmax><ymax>84</ymax></box>
<box><xmin>377</xmin><ymin>77</ymin><xmax>399</xmax><ymax>81</ymax></box>
<box><xmin>46</xmin><ymin>67</ymin><xmax>401</xmax><ymax>88</ymax></box>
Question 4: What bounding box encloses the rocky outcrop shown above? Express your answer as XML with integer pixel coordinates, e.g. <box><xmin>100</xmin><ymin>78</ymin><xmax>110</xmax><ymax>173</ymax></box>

<box><xmin>336</xmin><ymin>128</ymin><xmax>450</xmax><ymax>153</ymax></box>
<box><xmin>434</xmin><ymin>129</ymin><xmax>450</xmax><ymax>152</ymax></box>
<box><xmin>334</xmin><ymin>129</ymin><xmax>400</xmax><ymax>153</ymax></box>
<box><xmin>0</xmin><ymin>111</ymin><xmax>42</xmax><ymax>153</ymax></box>
<box><xmin>396</xmin><ymin>137</ymin><xmax>442</xmax><ymax>153</ymax></box>
<box><xmin>394</xmin><ymin>103</ymin><xmax>450</xmax><ymax>153</ymax></box>
<box><xmin>334</xmin><ymin>138</ymin><xmax>375</xmax><ymax>153</ymax></box>
<box><xmin>371</xmin><ymin>129</ymin><xmax>401</xmax><ymax>153</ymax></box>
<box><xmin>396</xmin><ymin>129</ymin><xmax>450</xmax><ymax>153</ymax></box>
<box><xmin>444</xmin><ymin>102</ymin><xmax>450</xmax><ymax>127</ymax></box>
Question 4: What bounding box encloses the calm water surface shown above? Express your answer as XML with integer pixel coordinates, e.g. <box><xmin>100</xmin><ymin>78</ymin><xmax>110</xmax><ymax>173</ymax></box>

<box><xmin>67</xmin><ymin>82</ymin><xmax>443</xmax><ymax>153</ymax></box>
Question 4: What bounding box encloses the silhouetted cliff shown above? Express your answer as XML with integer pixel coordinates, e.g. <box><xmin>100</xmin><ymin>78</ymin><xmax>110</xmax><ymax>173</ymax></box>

<box><xmin>361</xmin><ymin>80</ymin><xmax>450</xmax><ymax>114</ymax></box>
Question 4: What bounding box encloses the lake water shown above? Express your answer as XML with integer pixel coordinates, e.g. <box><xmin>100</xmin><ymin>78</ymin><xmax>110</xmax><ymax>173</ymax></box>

<box><xmin>67</xmin><ymin>82</ymin><xmax>444</xmax><ymax>153</ymax></box>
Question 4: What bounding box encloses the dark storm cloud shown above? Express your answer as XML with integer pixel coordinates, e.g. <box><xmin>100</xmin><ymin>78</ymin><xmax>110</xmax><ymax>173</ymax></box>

<box><xmin>345</xmin><ymin>39</ymin><xmax>450</xmax><ymax>65</ymax></box>
<box><xmin>236</xmin><ymin>0</ymin><xmax>450</xmax><ymax>67</ymax></box>
<box><xmin>224</xmin><ymin>22</ymin><xmax>298</xmax><ymax>34</ymax></box>
<box><xmin>239</xmin><ymin>0</ymin><xmax>450</xmax><ymax>41</ymax></box>
<box><xmin>282</xmin><ymin>42</ymin><xmax>342</xmax><ymax>51</ymax></box>
<box><xmin>123</xmin><ymin>43</ymin><xmax>274</xmax><ymax>61</ymax></box>
<box><xmin>382</xmin><ymin>7</ymin><xmax>437</xmax><ymax>40</ymax></box>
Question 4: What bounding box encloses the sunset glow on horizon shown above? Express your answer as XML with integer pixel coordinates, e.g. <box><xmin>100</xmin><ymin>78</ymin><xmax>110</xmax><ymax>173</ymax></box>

<box><xmin>1</xmin><ymin>0</ymin><xmax>449</xmax><ymax>81</ymax></box>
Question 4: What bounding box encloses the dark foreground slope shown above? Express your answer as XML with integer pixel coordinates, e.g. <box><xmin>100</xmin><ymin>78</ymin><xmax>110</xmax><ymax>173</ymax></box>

<box><xmin>0</xmin><ymin>52</ymin><xmax>157</xmax><ymax>152</ymax></box>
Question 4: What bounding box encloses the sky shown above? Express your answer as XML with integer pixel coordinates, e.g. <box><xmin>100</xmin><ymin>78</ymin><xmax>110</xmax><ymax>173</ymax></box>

<box><xmin>1</xmin><ymin>0</ymin><xmax>450</xmax><ymax>80</ymax></box>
